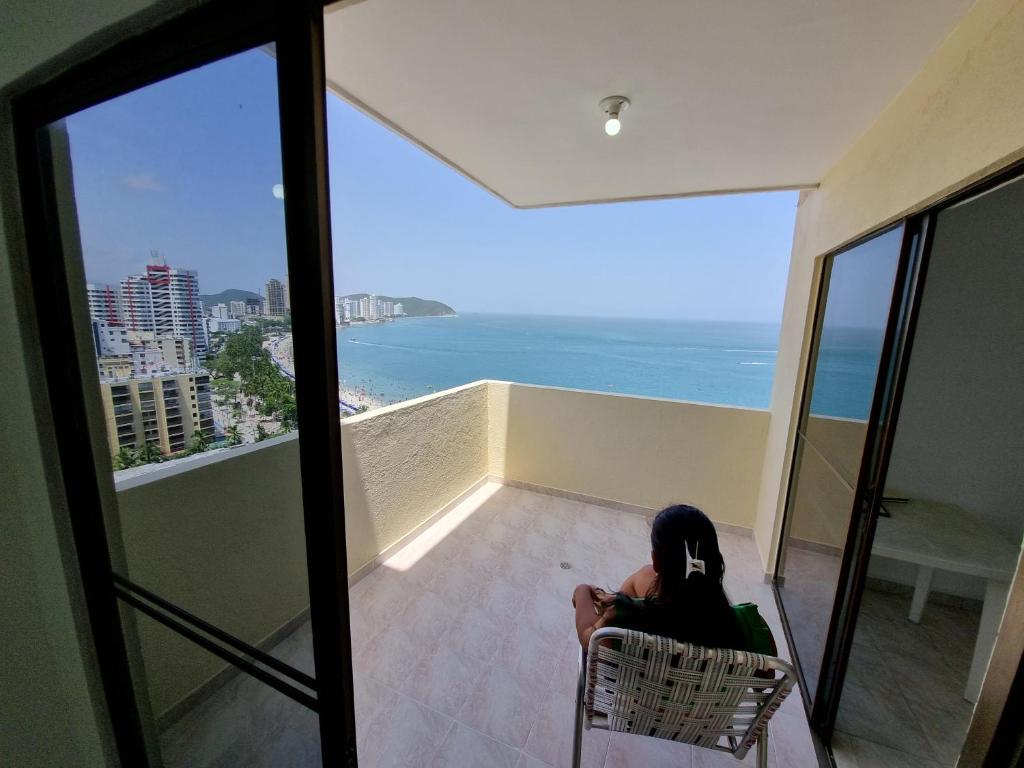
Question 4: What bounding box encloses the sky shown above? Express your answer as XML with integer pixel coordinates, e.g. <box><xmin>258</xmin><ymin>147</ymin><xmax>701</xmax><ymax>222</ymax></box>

<box><xmin>68</xmin><ymin>48</ymin><xmax>798</xmax><ymax>323</ymax></box>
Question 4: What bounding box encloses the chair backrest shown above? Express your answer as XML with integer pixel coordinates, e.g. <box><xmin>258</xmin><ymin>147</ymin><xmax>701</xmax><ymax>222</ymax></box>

<box><xmin>584</xmin><ymin>627</ymin><xmax>796</xmax><ymax>760</ymax></box>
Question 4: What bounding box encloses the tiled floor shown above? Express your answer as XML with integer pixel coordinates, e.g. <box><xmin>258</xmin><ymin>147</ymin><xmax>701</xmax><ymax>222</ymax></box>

<box><xmin>346</xmin><ymin>482</ymin><xmax>817</xmax><ymax>768</ymax></box>
<box><xmin>159</xmin><ymin>482</ymin><xmax>819</xmax><ymax>767</ymax></box>
<box><xmin>832</xmin><ymin>581</ymin><xmax>980</xmax><ymax>768</ymax></box>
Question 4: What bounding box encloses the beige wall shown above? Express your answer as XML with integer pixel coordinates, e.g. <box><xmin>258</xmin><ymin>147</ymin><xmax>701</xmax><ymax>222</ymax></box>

<box><xmin>113</xmin><ymin>382</ymin><xmax>490</xmax><ymax>718</ymax></box>
<box><xmin>491</xmin><ymin>381</ymin><xmax>770</xmax><ymax>529</ymax></box>
<box><xmin>777</xmin><ymin>416</ymin><xmax>867</xmax><ymax>552</ymax></box>
<box><xmin>117</xmin><ymin>380</ymin><xmax>770</xmax><ymax>718</ymax></box>
<box><xmin>341</xmin><ymin>381</ymin><xmax>490</xmax><ymax>574</ymax></box>
<box><xmin>753</xmin><ymin>0</ymin><xmax>1024</xmax><ymax>571</ymax></box>
<box><xmin>1</xmin><ymin>1</ymin><xmax>163</xmax><ymax>765</ymax></box>
<box><xmin>115</xmin><ymin>436</ymin><xmax>311</xmax><ymax>719</ymax></box>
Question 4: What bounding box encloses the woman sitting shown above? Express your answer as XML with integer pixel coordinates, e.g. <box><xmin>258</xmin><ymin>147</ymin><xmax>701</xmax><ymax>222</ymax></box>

<box><xmin>573</xmin><ymin>504</ymin><xmax>773</xmax><ymax>654</ymax></box>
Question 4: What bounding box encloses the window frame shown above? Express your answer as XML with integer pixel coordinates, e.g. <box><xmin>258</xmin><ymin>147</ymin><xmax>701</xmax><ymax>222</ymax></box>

<box><xmin>8</xmin><ymin>1</ymin><xmax>355</xmax><ymax>765</ymax></box>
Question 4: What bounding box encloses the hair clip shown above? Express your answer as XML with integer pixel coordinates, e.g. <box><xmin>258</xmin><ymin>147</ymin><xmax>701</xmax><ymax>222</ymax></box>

<box><xmin>685</xmin><ymin>541</ymin><xmax>705</xmax><ymax>578</ymax></box>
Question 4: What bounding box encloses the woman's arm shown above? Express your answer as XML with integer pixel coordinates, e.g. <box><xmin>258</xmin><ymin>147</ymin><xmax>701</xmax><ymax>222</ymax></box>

<box><xmin>573</xmin><ymin>584</ymin><xmax>615</xmax><ymax>648</ymax></box>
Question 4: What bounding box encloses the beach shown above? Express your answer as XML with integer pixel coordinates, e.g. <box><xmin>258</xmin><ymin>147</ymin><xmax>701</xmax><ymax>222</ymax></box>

<box><xmin>265</xmin><ymin>333</ymin><xmax>383</xmax><ymax>413</ymax></box>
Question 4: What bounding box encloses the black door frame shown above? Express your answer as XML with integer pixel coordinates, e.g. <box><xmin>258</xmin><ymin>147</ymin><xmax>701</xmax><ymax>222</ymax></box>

<box><xmin>10</xmin><ymin>1</ymin><xmax>355</xmax><ymax>765</ymax></box>
<box><xmin>770</xmin><ymin>215</ymin><xmax>923</xmax><ymax>746</ymax></box>
<box><xmin>772</xmin><ymin>156</ymin><xmax>1024</xmax><ymax>759</ymax></box>
<box><xmin>812</xmin><ymin>213</ymin><xmax>930</xmax><ymax>736</ymax></box>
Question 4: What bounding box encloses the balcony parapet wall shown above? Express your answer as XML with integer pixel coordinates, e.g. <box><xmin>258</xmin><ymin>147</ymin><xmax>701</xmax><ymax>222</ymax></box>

<box><xmin>115</xmin><ymin>380</ymin><xmax>769</xmax><ymax>720</ymax></box>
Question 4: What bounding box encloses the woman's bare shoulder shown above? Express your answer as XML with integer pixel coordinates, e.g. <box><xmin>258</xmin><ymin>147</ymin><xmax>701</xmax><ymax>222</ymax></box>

<box><xmin>621</xmin><ymin>564</ymin><xmax>657</xmax><ymax>597</ymax></box>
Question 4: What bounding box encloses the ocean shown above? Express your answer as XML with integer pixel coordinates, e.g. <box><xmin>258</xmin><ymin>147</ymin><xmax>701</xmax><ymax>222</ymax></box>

<box><xmin>336</xmin><ymin>314</ymin><xmax>784</xmax><ymax>410</ymax></box>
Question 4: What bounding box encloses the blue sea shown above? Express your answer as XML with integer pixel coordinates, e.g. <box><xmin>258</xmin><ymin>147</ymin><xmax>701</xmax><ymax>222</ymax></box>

<box><xmin>337</xmin><ymin>314</ymin><xmax>786</xmax><ymax>410</ymax></box>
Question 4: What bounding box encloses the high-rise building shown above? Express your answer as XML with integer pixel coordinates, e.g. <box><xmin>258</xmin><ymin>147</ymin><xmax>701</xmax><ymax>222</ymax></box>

<box><xmin>99</xmin><ymin>371</ymin><xmax>214</xmax><ymax>457</ymax></box>
<box><xmin>154</xmin><ymin>336</ymin><xmax>195</xmax><ymax>371</ymax></box>
<box><xmin>119</xmin><ymin>274</ymin><xmax>156</xmax><ymax>333</ymax></box>
<box><xmin>229</xmin><ymin>300</ymin><xmax>246</xmax><ymax>318</ymax></box>
<box><xmin>394</xmin><ymin>302</ymin><xmax>405</xmax><ymax>316</ymax></box>
<box><xmin>207</xmin><ymin>317</ymin><xmax>242</xmax><ymax>333</ymax></box>
<box><xmin>129</xmin><ymin>345</ymin><xmax>165</xmax><ymax>377</ymax></box>
<box><xmin>358</xmin><ymin>296</ymin><xmax>373</xmax><ymax>320</ymax></box>
<box><xmin>95</xmin><ymin>333</ymin><xmax>195</xmax><ymax>382</ymax></box>
<box><xmin>284</xmin><ymin>276</ymin><xmax>291</xmax><ymax>312</ymax></box>
<box><xmin>119</xmin><ymin>256</ymin><xmax>209</xmax><ymax>360</ymax></box>
<box><xmin>264</xmin><ymin>278</ymin><xmax>286</xmax><ymax>316</ymax></box>
<box><xmin>245</xmin><ymin>297</ymin><xmax>262</xmax><ymax>315</ymax></box>
<box><xmin>86</xmin><ymin>283</ymin><xmax>123</xmax><ymax>326</ymax></box>
<box><xmin>95</xmin><ymin>357</ymin><xmax>134</xmax><ymax>381</ymax></box>
<box><xmin>211</xmin><ymin>303</ymin><xmax>229</xmax><ymax>319</ymax></box>
<box><xmin>335</xmin><ymin>297</ymin><xmax>354</xmax><ymax>322</ymax></box>
<box><xmin>91</xmin><ymin>320</ymin><xmax>130</xmax><ymax>356</ymax></box>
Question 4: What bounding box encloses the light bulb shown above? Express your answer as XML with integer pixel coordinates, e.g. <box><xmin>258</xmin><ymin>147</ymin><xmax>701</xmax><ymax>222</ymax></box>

<box><xmin>605</xmin><ymin>117</ymin><xmax>621</xmax><ymax>136</ymax></box>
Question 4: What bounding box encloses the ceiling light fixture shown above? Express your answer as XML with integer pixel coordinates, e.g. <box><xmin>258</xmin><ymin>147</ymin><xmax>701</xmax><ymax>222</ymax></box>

<box><xmin>600</xmin><ymin>96</ymin><xmax>630</xmax><ymax>136</ymax></box>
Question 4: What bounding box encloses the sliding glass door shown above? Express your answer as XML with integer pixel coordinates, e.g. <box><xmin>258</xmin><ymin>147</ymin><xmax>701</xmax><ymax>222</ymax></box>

<box><xmin>13</xmin><ymin>5</ymin><xmax>353</xmax><ymax>766</ymax></box>
<box><xmin>774</xmin><ymin>223</ymin><xmax>920</xmax><ymax>729</ymax></box>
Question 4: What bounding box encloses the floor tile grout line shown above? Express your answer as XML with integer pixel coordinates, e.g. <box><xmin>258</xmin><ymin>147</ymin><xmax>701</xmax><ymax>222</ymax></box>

<box><xmin>426</xmin><ymin>719</ymin><xmax>459</xmax><ymax>766</ymax></box>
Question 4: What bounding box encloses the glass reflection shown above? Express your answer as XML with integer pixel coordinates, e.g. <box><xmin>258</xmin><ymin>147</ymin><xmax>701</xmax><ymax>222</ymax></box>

<box><xmin>777</xmin><ymin>226</ymin><xmax>902</xmax><ymax>705</ymax></box>
<box><xmin>126</xmin><ymin>608</ymin><xmax>320</xmax><ymax>768</ymax></box>
<box><xmin>777</xmin><ymin>437</ymin><xmax>854</xmax><ymax>697</ymax></box>
<box><xmin>50</xmin><ymin>49</ymin><xmax>314</xmax><ymax>676</ymax></box>
<box><xmin>805</xmin><ymin>227</ymin><xmax>902</xmax><ymax>485</ymax></box>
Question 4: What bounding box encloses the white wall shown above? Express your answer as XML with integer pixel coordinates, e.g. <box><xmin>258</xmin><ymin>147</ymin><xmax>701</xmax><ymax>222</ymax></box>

<box><xmin>884</xmin><ymin>176</ymin><xmax>1024</xmax><ymax>543</ymax></box>
<box><xmin>754</xmin><ymin>0</ymin><xmax>1024</xmax><ymax>572</ymax></box>
<box><xmin>870</xmin><ymin>175</ymin><xmax>1024</xmax><ymax>599</ymax></box>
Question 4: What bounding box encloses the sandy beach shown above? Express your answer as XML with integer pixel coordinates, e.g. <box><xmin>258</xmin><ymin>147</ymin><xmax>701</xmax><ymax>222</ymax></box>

<box><xmin>265</xmin><ymin>333</ymin><xmax>383</xmax><ymax>412</ymax></box>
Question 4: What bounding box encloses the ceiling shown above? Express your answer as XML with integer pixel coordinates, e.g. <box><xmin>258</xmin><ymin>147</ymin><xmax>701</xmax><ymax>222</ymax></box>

<box><xmin>323</xmin><ymin>0</ymin><xmax>976</xmax><ymax>208</ymax></box>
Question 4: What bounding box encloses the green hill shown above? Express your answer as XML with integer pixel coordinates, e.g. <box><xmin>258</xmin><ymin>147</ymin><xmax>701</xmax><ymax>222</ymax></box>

<box><xmin>200</xmin><ymin>289</ymin><xmax>261</xmax><ymax>312</ymax></box>
<box><xmin>341</xmin><ymin>294</ymin><xmax>456</xmax><ymax>317</ymax></box>
<box><xmin>201</xmin><ymin>289</ymin><xmax>455</xmax><ymax>317</ymax></box>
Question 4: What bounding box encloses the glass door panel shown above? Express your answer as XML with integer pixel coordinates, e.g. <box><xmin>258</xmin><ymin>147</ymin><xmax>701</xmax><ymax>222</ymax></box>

<box><xmin>775</xmin><ymin>225</ymin><xmax>904</xmax><ymax>710</ymax></box>
<box><xmin>128</xmin><ymin>608</ymin><xmax>321</xmax><ymax>768</ymax></box>
<box><xmin>42</xmin><ymin>46</ymin><xmax>321</xmax><ymax>765</ymax></box>
<box><xmin>777</xmin><ymin>436</ymin><xmax>856</xmax><ymax>698</ymax></box>
<box><xmin>835</xmin><ymin>173</ymin><xmax>1024</xmax><ymax>763</ymax></box>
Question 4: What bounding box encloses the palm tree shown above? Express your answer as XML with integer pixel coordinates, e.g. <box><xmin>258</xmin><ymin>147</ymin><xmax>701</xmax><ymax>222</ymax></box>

<box><xmin>226</xmin><ymin>425</ymin><xmax>241</xmax><ymax>446</ymax></box>
<box><xmin>189</xmin><ymin>430</ymin><xmax>210</xmax><ymax>455</ymax></box>
<box><xmin>256</xmin><ymin>424</ymin><xmax>270</xmax><ymax>442</ymax></box>
<box><xmin>137</xmin><ymin>441</ymin><xmax>163</xmax><ymax>465</ymax></box>
<box><xmin>113</xmin><ymin>446</ymin><xmax>138</xmax><ymax>470</ymax></box>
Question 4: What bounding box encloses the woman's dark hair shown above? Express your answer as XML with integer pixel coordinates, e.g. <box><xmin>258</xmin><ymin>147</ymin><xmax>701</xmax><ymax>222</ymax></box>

<box><xmin>641</xmin><ymin>504</ymin><xmax>740</xmax><ymax>649</ymax></box>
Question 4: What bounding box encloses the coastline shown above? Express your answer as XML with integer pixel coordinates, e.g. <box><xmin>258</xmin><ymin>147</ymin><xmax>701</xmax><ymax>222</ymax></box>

<box><xmin>265</xmin><ymin>315</ymin><xmax>788</xmax><ymax>413</ymax></box>
<box><xmin>265</xmin><ymin>333</ymin><xmax>384</xmax><ymax>413</ymax></box>
<box><xmin>341</xmin><ymin>313</ymin><xmax>458</xmax><ymax>328</ymax></box>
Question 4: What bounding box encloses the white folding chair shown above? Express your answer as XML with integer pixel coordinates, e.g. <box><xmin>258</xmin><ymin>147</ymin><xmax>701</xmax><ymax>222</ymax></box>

<box><xmin>573</xmin><ymin>627</ymin><xmax>797</xmax><ymax>767</ymax></box>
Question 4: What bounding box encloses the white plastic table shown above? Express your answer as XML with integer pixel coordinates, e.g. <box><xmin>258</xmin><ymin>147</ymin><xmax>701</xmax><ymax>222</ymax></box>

<box><xmin>871</xmin><ymin>498</ymin><xmax>1019</xmax><ymax>703</ymax></box>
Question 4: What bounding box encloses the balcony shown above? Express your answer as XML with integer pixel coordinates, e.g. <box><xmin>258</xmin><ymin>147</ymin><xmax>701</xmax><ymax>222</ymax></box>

<box><xmin>112</xmin><ymin>380</ymin><xmax>816</xmax><ymax>766</ymax></box>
